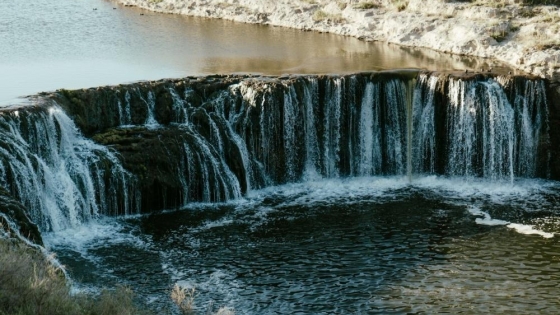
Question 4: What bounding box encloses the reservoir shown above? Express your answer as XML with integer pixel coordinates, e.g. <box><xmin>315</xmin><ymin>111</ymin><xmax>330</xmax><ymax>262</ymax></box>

<box><xmin>0</xmin><ymin>0</ymin><xmax>508</xmax><ymax>106</ymax></box>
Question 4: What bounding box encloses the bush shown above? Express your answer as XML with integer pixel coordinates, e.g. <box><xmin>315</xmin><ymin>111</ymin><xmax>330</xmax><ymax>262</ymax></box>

<box><xmin>0</xmin><ymin>238</ymin><xmax>147</xmax><ymax>315</ymax></box>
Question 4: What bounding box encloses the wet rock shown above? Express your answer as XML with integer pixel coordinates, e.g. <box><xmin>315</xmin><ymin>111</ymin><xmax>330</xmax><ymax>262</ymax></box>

<box><xmin>547</xmin><ymin>82</ymin><xmax>560</xmax><ymax>178</ymax></box>
<box><xmin>0</xmin><ymin>187</ymin><xmax>43</xmax><ymax>246</ymax></box>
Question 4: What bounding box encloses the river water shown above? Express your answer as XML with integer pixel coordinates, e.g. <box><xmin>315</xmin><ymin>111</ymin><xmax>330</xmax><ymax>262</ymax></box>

<box><xmin>44</xmin><ymin>177</ymin><xmax>560</xmax><ymax>314</ymax></box>
<box><xmin>4</xmin><ymin>0</ymin><xmax>558</xmax><ymax>314</ymax></box>
<box><xmin>0</xmin><ymin>0</ymin><xmax>508</xmax><ymax>106</ymax></box>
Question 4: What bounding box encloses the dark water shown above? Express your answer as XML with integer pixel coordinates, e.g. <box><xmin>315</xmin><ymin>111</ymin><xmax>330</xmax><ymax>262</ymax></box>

<box><xmin>45</xmin><ymin>177</ymin><xmax>560</xmax><ymax>314</ymax></box>
<box><xmin>0</xmin><ymin>0</ymin><xmax>510</xmax><ymax>106</ymax></box>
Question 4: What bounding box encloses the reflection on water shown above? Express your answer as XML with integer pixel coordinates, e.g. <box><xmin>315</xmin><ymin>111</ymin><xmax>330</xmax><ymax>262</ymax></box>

<box><xmin>45</xmin><ymin>177</ymin><xmax>560</xmax><ymax>314</ymax></box>
<box><xmin>0</xmin><ymin>0</ymin><xmax>510</xmax><ymax>105</ymax></box>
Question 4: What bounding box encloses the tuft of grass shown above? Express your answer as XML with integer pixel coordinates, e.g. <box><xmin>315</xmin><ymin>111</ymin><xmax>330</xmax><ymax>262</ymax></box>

<box><xmin>387</xmin><ymin>0</ymin><xmax>409</xmax><ymax>11</ymax></box>
<box><xmin>313</xmin><ymin>9</ymin><xmax>328</xmax><ymax>21</ymax></box>
<box><xmin>170</xmin><ymin>284</ymin><xmax>236</xmax><ymax>315</ymax></box>
<box><xmin>354</xmin><ymin>2</ymin><xmax>381</xmax><ymax>9</ymax></box>
<box><xmin>171</xmin><ymin>284</ymin><xmax>197</xmax><ymax>315</ymax></box>
<box><xmin>313</xmin><ymin>10</ymin><xmax>347</xmax><ymax>23</ymax></box>
<box><xmin>519</xmin><ymin>7</ymin><xmax>538</xmax><ymax>18</ymax></box>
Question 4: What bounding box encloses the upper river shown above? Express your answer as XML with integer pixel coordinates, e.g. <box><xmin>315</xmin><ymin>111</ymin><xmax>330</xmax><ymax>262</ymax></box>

<box><xmin>0</xmin><ymin>0</ymin><xmax>509</xmax><ymax>106</ymax></box>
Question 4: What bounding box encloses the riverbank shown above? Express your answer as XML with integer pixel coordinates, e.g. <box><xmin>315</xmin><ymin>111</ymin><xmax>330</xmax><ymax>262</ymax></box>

<box><xmin>112</xmin><ymin>0</ymin><xmax>560</xmax><ymax>82</ymax></box>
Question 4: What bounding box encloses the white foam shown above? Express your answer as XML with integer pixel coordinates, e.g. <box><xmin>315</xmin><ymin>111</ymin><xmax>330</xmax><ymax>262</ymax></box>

<box><xmin>42</xmin><ymin>217</ymin><xmax>146</xmax><ymax>252</ymax></box>
<box><xmin>189</xmin><ymin>218</ymin><xmax>234</xmax><ymax>233</ymax></box>
<box><xmin>246</xmin><ymin>176</ymin><xmax>410</xmax><ymax>207</ymax></box>
<box><xmin>467</xmin><ymin>206</ymin><xmax>509</xmax><ymax>226</ymax></box>
<box><xmin>467</xmin><ymin>206</ymin><xmax>555</xmax><ymax>238</ymax></box>
<box><xmin>247</xmin><ymin>176</ymin><xmax>555</xmax><ymax>206</ymax></box>
<box><xmin>414</xmin><ymin>176</ymin><xmax>542</xmax><ymax>199</ymax></box>
<box><xmin>507</xmin><ymin>223</ymin><xmax>555</xmax><ymax>239</ymax></box>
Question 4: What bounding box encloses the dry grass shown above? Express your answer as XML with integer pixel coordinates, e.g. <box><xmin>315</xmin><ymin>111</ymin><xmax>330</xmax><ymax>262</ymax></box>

<box><xmin>393</xmin><ymin>0</ymin><xmax>409</xmax><ymax>11</ymax></box>
<box><xmin>312</xmin><ymin>10</ymin><xmax>347</xmax><ymax>23</ymax></box>
<box><xmin>354</xmin><ymin>2</ymin><xmax>381</xmax><ymax>9</ymax></box>
<box><xmin>171</xmin><ymin>284</ymin><xmax>197</xmax><ymax>315</ymax></box>
<box><xmin>0</xmin><ymin>238</ymin><xmax>147</xmax><ymax>315</ymax></box>
<box><xmin>170</xmin><ymin>284</ymin><xmax>235</xmax><ymax>315</ymax></box>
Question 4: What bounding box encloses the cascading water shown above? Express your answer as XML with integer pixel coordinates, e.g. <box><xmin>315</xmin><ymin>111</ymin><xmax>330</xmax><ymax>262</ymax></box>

<box><xmin>512</xmin><ymin>78</ymin><xmax>548</xmax><ymax>178</ymax></box>
<box><xmin>414</xmin><ymin>75</ymin><xmax>547</xmax><ymax>182</ymax></box>
<box><xmin>323</xmin><ymin>78</ymin><xmax>343</xmax><ymax>178</ymax></box>
<box><xmin>0</xmin><ymin>102</ymin><xmax>138</xmax><ymax>232</ymax></box>
<box><xmin>302</xmin><ymin>78</ymin><xmax>321</xmax><ymax>179</ymax></box>
<box><xmin>412</xmin><ymin>74</ymin><xmax>438</xmax><ymax>175</ymax></box>
<box><xmin>358</xmin><ymin>82</ymin><xmax>382</xmax><ymax>176</ymax></box>
<box><xmin>1</xmin><ymin>72</ymin><xmax>551</xmax><ymax>234</ymax></box>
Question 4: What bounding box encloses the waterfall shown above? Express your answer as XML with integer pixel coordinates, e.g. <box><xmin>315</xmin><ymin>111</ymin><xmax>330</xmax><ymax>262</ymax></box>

<box><xmin>411</xmin><ymin>74</ymin><xmax>548</xmax><ymax>181</ymax></box>
<box><xmin>0</xmin><ymin>72</ymin><xmax>551</xmax><ymax>235</ymax></box>
<box><xmin>447</xmin><ymin>78</ymin><xmax>517</xmax><ymax>181</ymax></box>
<box><xmin>323</xmin><ymin>78</ymin><xmax>343</xmax><ymax>178</ymax></box>
<box><xmin>383</xmin><ymin>79</ymin><xmax>408</xmax><ymax>175</ymax></box>
<box><xmin>283</xmin><ymin>83</ymin><xmax>299</xmax><ymax>182</ymax></box>
<box><xmin>412</xmin><ymin>74</ymin><xmax>438</xmax><ymax>175</ymax></box>
<box><xmin>512</xmin><ymin>78</ymin><xmax>548</xmax><ymax>177</ymax></box>
<box><xmin>302</xmin><ymin>78</ymin><xmax>320</xmax><ymax>180</ymax></box>
<box><xmin>0</xmin><ymin>103</ymin><xmax>138</xmax><ymax>232</ymax></box>
<box><xmin>358</xmin><ymin>82</ymin><xmax>382</xmax><ymax>176</ymax></box>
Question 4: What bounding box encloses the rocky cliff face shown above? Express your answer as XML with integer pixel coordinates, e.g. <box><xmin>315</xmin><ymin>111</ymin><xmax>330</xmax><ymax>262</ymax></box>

<box><xmin>112</xmin><ymin>0</ymin><xmax>560</xmax><ymax>82</ymax></box>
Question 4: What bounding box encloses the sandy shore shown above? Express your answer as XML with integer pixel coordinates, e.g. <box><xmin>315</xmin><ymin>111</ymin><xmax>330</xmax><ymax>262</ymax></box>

<box><xmin>113</xmin><ymin>0</ymin><xmax>560</xmax><ymax>81</ymax></box>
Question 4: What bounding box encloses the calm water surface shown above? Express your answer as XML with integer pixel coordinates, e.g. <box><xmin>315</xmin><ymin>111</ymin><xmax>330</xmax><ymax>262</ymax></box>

<box><xmin>0</xmin><ymin>0</ymin><xmax>509</xmax><ymax>105</ymax></box>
